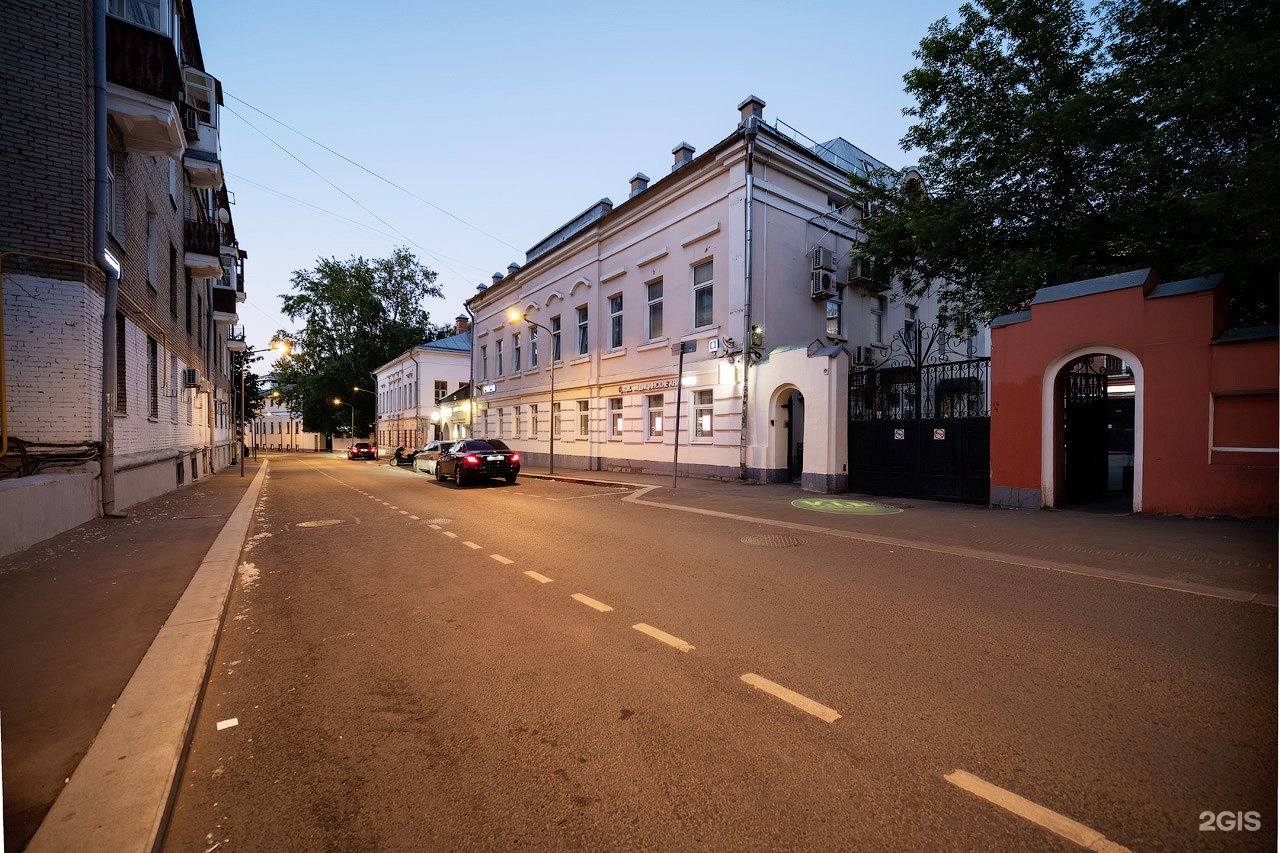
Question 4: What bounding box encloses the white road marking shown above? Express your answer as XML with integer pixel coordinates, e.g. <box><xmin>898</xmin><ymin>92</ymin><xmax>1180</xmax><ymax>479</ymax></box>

<box><xmin>944</xmin><ymin>770</ymin><xmax>1130</xmax><ymax>852</ymax></box>
<box><xmin>398</xmin><ymin>510</ymin><xmax>409</xmax><ymax>515</ymax></box>
<box><xmin>739</xmin><ymin>673</ymin><xmax>841</xmax><ymax>723</ymax></box>
<box><xmin>409</xmin><ymin>515</ymin><xmax>420</xmax><ymax>520</ymax></box>
<box><xmin>462</xmin><ymin>541</ymin><xmax>481</xmax><ymax>550</ymax></box>
<box><xmin>490</xmin><ymin>554</ymin><xmax>515</xmax><ymax>565</ymax></box>
<box><xmin>571</xmin><ymin>593</ymin><xmax>613</xmax><ymax>612</ymax></box>
<box><xmin>633</xmin><ymin>623</ymin><xmax>694</xmax><ymax>652</ymax></box>
<box><xmin>524</xmin><ymin>571</ymin><xmax>554</xmax><ymax>584</ymax></box>
<box><xmin>442</xmin><ymin>531</ymin><xmax>457</xmax><ymax>539</ymax></box>
<box><xmin>216</xmin><ymin>718</ymin><xmax>239</xmax><ymax>731</ymax></box>
<box><xmin>389</xmin><ymin>505</ymin><xmax>399</xmax><ymax>509</ymax></box>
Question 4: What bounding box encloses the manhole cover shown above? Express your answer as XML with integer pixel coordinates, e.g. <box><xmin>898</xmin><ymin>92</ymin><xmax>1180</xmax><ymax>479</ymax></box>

<box><xmin>791</xmin><ymin>498</ymin><xmax>903</xmax><ymax>515</ymax></box>
<box><xmin>296</xmin><ymin>519</ymin><xmax>344</xmax><ymax>528</ymax></box>
<box><xmin>741</xmin><ymin>534</ymin><xmax>808</xmax><ymax>547</ymax></box>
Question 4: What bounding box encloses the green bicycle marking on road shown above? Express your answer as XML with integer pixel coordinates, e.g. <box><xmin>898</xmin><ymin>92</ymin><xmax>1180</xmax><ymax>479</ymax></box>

<box><xmin>791</xmin><ymin>498</ymin><xmax>903</xmax><ymax>515</ymax></box>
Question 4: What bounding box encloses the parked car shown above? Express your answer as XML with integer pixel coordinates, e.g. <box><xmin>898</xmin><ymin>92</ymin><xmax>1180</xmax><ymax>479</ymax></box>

<box><xmin>436</xmin><ymin>439</ymin><xmax>520</xmax><ymax>486</ymax></box>
<box><xmin>348</xmin><ymin>441</ymin><xmax>378</xmax><ymax>460</ymax></box>
<box><xmin>411</xmin><ymin>440</ymin><xmax>446</xmax><ymax>475</ymax></box>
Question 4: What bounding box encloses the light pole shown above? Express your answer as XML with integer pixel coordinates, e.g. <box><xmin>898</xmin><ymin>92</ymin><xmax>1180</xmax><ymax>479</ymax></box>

<box><xmin>352</xmin><ymin>385</ymin><xmax>376</xmax><ymax>446</ymax></box>
<box><xmin>334</xmin><ymin>398</ymin><xmax>355</xmax><ymax>448</ymax></box>
<box><xmin>230</xmin><ymin>339</ymin><xmax>288</xmax><ymax>477</ymax></box>
<box><xmin>508</xmin><ymin>311</ymin><xmax>555</xmax><ymax>474</ymax></box>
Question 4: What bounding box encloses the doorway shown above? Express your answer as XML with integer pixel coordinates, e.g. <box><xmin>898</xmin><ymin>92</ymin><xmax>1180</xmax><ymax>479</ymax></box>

<box><xmin>1059</xmin><ymin>354</ymin><xmax>1135</xmax><ymax>510</ymax></box>
<box><xmin>785</xmin><ymin>391</ymin><xmax>805</xmax><ymax>481</ymax></box>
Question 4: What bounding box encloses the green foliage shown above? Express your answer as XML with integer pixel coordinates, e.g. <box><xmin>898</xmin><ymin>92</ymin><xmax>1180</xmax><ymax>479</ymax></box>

<box><xmin>272</xmin><ymin>248</ymin><xmax>444</xmax><ymax>435</ymax></box>
<box><xmin>850</xmin><ymin>0</ymin><xmax>1279</xmax><ymax>329</ymax></box>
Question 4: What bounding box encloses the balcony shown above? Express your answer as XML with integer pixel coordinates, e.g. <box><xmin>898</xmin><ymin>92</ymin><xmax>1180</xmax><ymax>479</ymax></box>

<box><xmin>105</xmin><ymin>17</ymin><xmax>185</xmax><ymax>157</ymax></box>
<box><xmin>184</xmin><ymin>149</ymin><xmax>223</xmax><ymax>189</ymax></box>
<box><xmin>211</xmin><ymin>286</ymin><xmax>239</xmax><ymax>326</ymax></box>
<box><xmin>184</xmin><ymin>218</ymin><xmax>221</xmax><ymax>278</ymax></box>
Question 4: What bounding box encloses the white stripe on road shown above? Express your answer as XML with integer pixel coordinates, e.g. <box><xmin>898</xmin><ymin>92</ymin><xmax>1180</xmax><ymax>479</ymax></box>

<box><xmin>462</xmin><ymin>541</ymin><xmax>481</xmax><ymax>550</ymax></box>
<box><xmin>633</xmin><ymin>623</ymin><xmax>694</xmax><ymax>652</ymax></box>
<box><xmin>740</xmin><ymin>673</ymin><xmax>841</xmax><ymax>723</ymax></box>
<box><xmin>409</xmin><ymin>515</ymin><xmax>419</xmax><ymax>520</ymax></box>
<box><xmin>944</xmin><ymin>770</ymin><xmax>1130</xmax><ymax>852</ymax></box>
<box><xmin>398</xmin><ymin>510</ymin><xmax>409</xmax><ymax>515</ymax></box>
<box><xmin>216</xmin><ymin>718</ymin><xmax>239</xmax><ymax>731</ymax></box>
<box><xmin>571</xmin><ymin>593</ymin><xmax>613</xmax><ymax>612</ymax></box>
<box><xmin>390</xmin><ymin>505</ymin><xmax>399</xmax><ymax>510</ymax></box>
<box><xmin>524</xmin><ymin>571</ymin><xmax>554</xmax><ymax>584</ymax></box>
<box><xmin>429</xmin><ymin>524</ymin><xmax>441</xmax><ymax>530</ymax></box>
<box><xmin>442</xmin><ymin>531</ymin><xmax>457</xmax><ymax>539</ymax></box>
<box><xmin>490</xmin><ymin>554</ymin><xmax>514</xmax><ymax>565</ymax></box>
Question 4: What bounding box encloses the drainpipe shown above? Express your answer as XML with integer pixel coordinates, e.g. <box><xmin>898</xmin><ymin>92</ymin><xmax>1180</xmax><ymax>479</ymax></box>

<box><xmin>207</xmin><ymin>279</ymin><xmax>216</xmax><ymax>468</ymax></box>
<box><xmin>737</xmin><ymin>122</ymin><xmax>758</xmax><ymax>480</ymax></box>
<box><xmin>466</xmin><ymin>305</ymin><xmax>475</xmax><ymax>437</ymax></box>
<box><xmin>94</xmin><ymin>0</ymin><xmax>125</xmax><ymax>517</ymax></box>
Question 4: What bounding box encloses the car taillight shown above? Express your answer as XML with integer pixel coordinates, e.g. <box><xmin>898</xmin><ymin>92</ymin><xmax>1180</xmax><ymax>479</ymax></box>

<box><xmin>510</xmin><ymin>453</ymin><xmax>520</xmax><ymax>464</ymax></box>
<box><xmin>464</xmin><ymin>453</ymin><xmax>481</xmax><ymax>466</ymax></box>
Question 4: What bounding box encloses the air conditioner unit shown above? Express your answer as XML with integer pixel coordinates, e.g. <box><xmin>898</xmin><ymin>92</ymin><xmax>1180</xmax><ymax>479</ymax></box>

<box><xmin>810</xmin><ymin>270</ymin><xmax>835</xmax><ymax>299</ymax></box>
<box><xmin>811</xmin><ymin>246</ymin><xmax>836</xmax><ymax>272</ymax></box>
<box><xmin>182</xmin><ymin>368</ymin><xmax>200</xmax><ymax>387</ymax></box>
<box><xmin>181</xmin><ymin>105</ymin><xmax>199</xmax><ymax>133</ymax></box>
<box><xmin>853</xmin><ymin>345</ymin><xmax>877</xmax><ymax>366</ymax></box>
<box><xmin>847</xmin><ymin>258</ymin><xmax>871</xmax><ymax>286</ymax></box>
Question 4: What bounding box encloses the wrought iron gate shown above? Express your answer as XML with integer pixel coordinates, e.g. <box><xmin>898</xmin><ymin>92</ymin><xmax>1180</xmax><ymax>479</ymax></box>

<box><xmin>848</xmin><ymin>322</ymin><xmax>991</xmax><ymax>503</ymax></box>
<box><xmin>1062</xmin><ymin>358</ymin><xmax>1110</xmax><ymax>504</ymax></box>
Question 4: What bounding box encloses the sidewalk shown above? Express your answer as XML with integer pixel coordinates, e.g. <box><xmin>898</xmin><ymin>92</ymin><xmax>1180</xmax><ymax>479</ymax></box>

<box><xmin>1</xmin><ymin>457</ymin><xmax>1274</xmax><ymax>850</ymax></box>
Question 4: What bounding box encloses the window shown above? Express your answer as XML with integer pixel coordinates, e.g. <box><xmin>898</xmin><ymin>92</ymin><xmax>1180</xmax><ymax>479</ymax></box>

<box><xmin>496</xmin><ymin>339</ymin><xmax>504</xmax><ymax>376</ymax></box>
<box><xmin>608</xmin><ymin>293</ymin><xmax>623</xmax><ymax>349</ymax></box>
<box><xmin>551</xmin><ymin>315</ymin><xmax>562</xmax><ymax>362</ymax></box>
<box><xmin>608</xmin><ymin>397</ymin><xmax>623</xmax><ymax>439</ymax></box>
<box><xmin>576</xmin><ymin>305</ymin><xmax>589</xmax><ymax>355</ymax></box>
<box><xmin>512</xmin><ymin>332</ymin><xmax>522</xmax><ymax>372</ymax></box>
<box><xmin>498</xmin><ymin>408</ymin><xmax>505</xmax><ymax>437</ymax></box>
<box><xmin>514</xmin><ymin>405</ymin><xmax>522</xmax><ymax>437</ymax></box>
<box><xmin>647</xmin><ymin>279</ymin><xmax>663</xmax><ymax>340</ymax></box>
<box><xmin>185</xmin><ymin>272</ymin><xmax>193</xmax><ymax>334</ymax></box>
<box><xmin>530</xmin><ymin>403</ymin><xmax>539</xmax><ymax>437</ymax></box>
<box><xmin>108</xmin><ymin>0</ymin><xmax>170</xmax><ymax>35</ymax></box>
<box><xmin>577</xmin><ymin>400</ymin><xmax>590</xmax><ymax>437</ymax></box>
<box><xmin>106</xmin><ymin>153</ymin><xmax>120</xmax><ymax>237</ymax></box>
<box><xmin>552</xmin><ymin>402</ymin><xmax>561</xmax><ymax>438</ymax></box>
<box><xmin>147</xmin><ymin>337</ymin><xmax>159</xmax><ymax>418</ymax></box>
<box><xmin>825</xmin><ymin>298</ymin><xmax>842</xmax><ymax>339</ymax></box>
<box><xmin>530</xmin><ymin>328</ymin><xmax>539</xmax><ymax>368</ymax></box>
<box><xmin>904</xmin><ymin>304</ymin><xmax>918</xmax><ymax>348</ymax></box>
<box><xmin>168</xmin><ymin>158</ymin><xmax>177</xmax><ymax>202</ymax></box>
<box><xmin>169</xmin><ymin>355</ymin><xmax>178</xmax><ymax>421</ymax></box>
<box><xmin>646</xmin><ymin>394</ymin><xmax>664</xmax><ymax>438</ymax></box>
<box><xmin>481</xmin><ymin>346</ymin><xmax>488</xmax><ymax>379</ymax></box>
<box><xmin>196</xmin><ymin>293</ymin><xmax>203</xmax><ymax>347</ymax></box>
<box><xmin>693</xmin><ymin>260</ymin><xmax>714</xmax><ymax>328</ymax></box>
<box><xmin>146</xmin><ymin>210</ymin><xmax>157</xmax><ymax>290</ymax></box>
<box><xmin>115</xmin><ymin>312</ymin><xmax>127</xmax><ymax>413</ymax></box>
<box><xmin>693</xmin><ymin>390</ymin><xmax>713</xmax><ymax>439</ymax></box>
<box><xmin>434</xmin><ymin>380</ymin><xmax>447</xmax><ymax>402</ymax></box>
<box><xmin>184</xmin><ymin>69</ymin><xmax>216</xmax><ymax>126</ymax></box>
<box><xmin>872</xmin><ymin>296</ymin><xmax>886</xmax><ymax>344</ymax></box>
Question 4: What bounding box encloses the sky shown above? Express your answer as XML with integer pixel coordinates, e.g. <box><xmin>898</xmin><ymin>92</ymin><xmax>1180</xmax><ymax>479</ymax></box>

<box><xmin>193</xmin><ymin>0</ymin><xmax>962</xmax><ymax>366</ymax></box>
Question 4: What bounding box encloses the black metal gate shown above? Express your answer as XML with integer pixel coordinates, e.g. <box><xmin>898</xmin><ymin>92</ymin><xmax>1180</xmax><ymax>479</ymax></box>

<box><xmin>1062</xmin><ymin>357</ymin><xmax>1110</xmax><ymax>504</ymax></box>
<box><xmin>848</xmin><ymin>322</ymin><xmax>991</xmax><ymax>503</ymax></box>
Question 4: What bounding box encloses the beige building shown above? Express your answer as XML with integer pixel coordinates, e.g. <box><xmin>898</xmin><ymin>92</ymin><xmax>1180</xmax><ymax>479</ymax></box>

<box><xmin>468</xmin><ymin>96</ymin><xmax>954</xmax><ymax>492</ymax></box>
<box><xmin>372</xmin><ymin>318</ymin><xmax>473</xmax><ymax>452</ymax></box>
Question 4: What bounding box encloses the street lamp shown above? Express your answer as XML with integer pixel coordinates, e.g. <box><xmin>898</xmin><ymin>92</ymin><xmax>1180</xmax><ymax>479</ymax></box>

<box><xmin>230</xmin><ymin>339</ymin><xmax>288</xmax><ymax>477</ymax></box>
<box><xmin>334</xmin><ymin>398</ymin><xmax>355</xmax><ymax>449</ymax></box>
<box><xmin>508</xmin><ymin>310</ymin><xmax>555</xmax><ymax>474</ymax></box>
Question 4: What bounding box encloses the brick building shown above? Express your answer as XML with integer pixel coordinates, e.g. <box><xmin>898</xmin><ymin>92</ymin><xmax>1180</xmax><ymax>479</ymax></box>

<box><xmin>0</xmin><ymin>0</ymin><xmax>247</xmax><ymax>555</ymax></box>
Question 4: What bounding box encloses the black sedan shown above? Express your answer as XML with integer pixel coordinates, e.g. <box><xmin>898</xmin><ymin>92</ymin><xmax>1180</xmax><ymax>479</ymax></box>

<box><xmin>436</xmin><ymin>439</ymin><xmax>520</xmax><ymax>486</ymax></box>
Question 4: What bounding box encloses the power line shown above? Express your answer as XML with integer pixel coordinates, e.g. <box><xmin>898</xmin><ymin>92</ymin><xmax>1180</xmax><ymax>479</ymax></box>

<box><xmin>225</xmin><ymin>91</ymin><xmax>522</xmax><ymax>253</ymax></box>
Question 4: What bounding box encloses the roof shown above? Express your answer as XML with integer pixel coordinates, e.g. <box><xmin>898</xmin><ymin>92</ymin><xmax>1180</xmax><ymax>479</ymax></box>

<box><xmin>419</xmin><ymin>331</ymin><xmax>471</xmax><ymax>353</ymax></box>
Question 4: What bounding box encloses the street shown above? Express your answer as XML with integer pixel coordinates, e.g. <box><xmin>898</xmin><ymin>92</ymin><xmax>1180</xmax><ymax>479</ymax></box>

<box><xmin>162</xmin><ymin>454</ymin><xmax>1276</xmax><ymax>851</ymax></box>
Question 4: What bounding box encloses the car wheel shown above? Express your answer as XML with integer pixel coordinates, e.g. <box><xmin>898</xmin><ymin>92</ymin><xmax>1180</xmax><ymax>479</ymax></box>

<box><xmin>454</xmin><ymin>467</ymin><xmax>464</xmax><ymax>487</ymax></box>
<box><xmin>505</xmin><ymin>473</ymin><xmax>517</xmax><ymax>484</ymax></box>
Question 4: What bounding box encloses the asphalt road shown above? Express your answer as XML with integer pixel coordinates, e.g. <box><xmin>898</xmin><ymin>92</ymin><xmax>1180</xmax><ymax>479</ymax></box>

<box><xmin>162</xmin><ymin>455</ymin><xmax>1276</xmax><ymax>852</ymax></box>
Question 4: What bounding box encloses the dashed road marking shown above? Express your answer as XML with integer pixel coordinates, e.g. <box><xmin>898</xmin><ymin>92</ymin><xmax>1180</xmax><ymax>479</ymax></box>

<box><xmin>944</xmin><ymin>770</ymin><xmax>1131</xmax><ymax>852</ymax></box>
<box><xmin>442</xmin><ymin>531</ymin><xmax>457</xmax><ymax>539</ymax></box>
<box><xmin>409</xmin><ymin>515</ymin><xmax>420</xmax><ymax>520</ymax></box>
<box><xmin>633</xmin><ymin>623</ymin><xmax>694</xmax><ymax>652</ymax></box>
<box><xmin>571</xmin><ymin>593</ymin><xmax>613</xmax><ymax>612</ymax></box>
<box><xmin>216</xmin><ymin>718</ymin><xmax>239</xmax><ymax>731</ymax></box>
<box><xmin>490</xmin><ymin>554</ymin><xmax>514</xmax><ymax>565</ymax></box>
<box><xmin>398</xmin><ymin>510</ymin><xmax>409</xmax><ymax>515</ymax></box>
<box><xmin>524</xmin><ymin>571</ymin><xmax>554</xmax><ymax>584</ymax></box>
<box><xmin>740</xmin><ymin>673</ymin><xmax>841</xmax><ymax>723</ymax></box>
<box><xmin>462</xmin><ymin>541</ymin><xmax>481</xmax><ymax>550</ymax></box>
<box><xmin>429</xmin><ymin>524</ymin><xmax>441</xmax><ymax>530</ymax></box>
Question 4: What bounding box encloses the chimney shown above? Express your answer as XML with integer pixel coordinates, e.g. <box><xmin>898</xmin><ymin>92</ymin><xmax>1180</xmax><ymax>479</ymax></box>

<box><xmin>671</xmin><ymin>142</ymin><xmax>695</xmax><ymax>172</ymax></box>
<box><xmin>629</xmin><ymin>172</ymin><xmax>650</xmax><ymax>198</ymax></box>
<box><xmin>491</xmin><ymin>271</ymin><xmax>505</xmax><ymax>286</ymax></box>
<box><xmin>507</xmin><ymin>262</ymin><xmax>522</xmax><ymax>275</ymax></box>
<box><xmin>454</xmin><ymin>314</ymin><xmax>470</xmax><ymax>335</ymax></box>
<box><xmin>738</xmin><ymin>95</ymin><xmax>765</xmax><ymax>126</ymax></box>
<box><xmin>476</xmin><ymin>283</ymin><xmax>488</xmax><ymax>292</ymax></box>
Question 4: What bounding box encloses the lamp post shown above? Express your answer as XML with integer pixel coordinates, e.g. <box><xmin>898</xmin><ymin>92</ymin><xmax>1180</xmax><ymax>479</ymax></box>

<box><xmin>334</xmin><ymin>398</ymin><xmax>355</xmax><ymax>448</ymax></box>
<box><xmin>231</xmin><ymin>339</ymin><xmax>288</xmax><ymax>477</ymax></box>
<box><xmin>352</xmin><ymin>385</ymin><xmax>376</xmax><ymax>447</ymax></box>
<box><xmin>508</xmin><ymin>311</ymin><xmax>555</xmax><ymax>474</ymax></box>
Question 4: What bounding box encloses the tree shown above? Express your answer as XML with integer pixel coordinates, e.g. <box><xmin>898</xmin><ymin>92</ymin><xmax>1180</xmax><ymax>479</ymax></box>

<box><xmin>850</xmin><ymin>0</ymin><xmax>1279</xmax><ymax>329</ymax></box>
<box><xmin>272</xmin><ymin>248</ymin><xmax>446</xmax><ymax>435</ymax></box>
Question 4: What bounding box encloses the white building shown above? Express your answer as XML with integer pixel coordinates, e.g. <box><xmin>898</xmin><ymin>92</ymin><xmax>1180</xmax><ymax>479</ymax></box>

<box><xmin>372</xmin><ymin>318</ymin><xmax>473</xmax><ymax>451</ymax></box>
<box><xmin>249</xmin><ymin>376</ymin><xmax>324</xmax><ymax>452</ymax></box>
<box><xmin>467</xmin><ymin>96</ymin><xmax>967</xmax><ymax>492</ymax></box>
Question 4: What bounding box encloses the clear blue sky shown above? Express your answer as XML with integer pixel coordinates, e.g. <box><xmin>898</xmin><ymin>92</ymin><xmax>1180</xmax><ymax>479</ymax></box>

<box><xmin>193</xmin><ymin>0</ymin><xmax>961</xmax><ymax>361</ymax></box>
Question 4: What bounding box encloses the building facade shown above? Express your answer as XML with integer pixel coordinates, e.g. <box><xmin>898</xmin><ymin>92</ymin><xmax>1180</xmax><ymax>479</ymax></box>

<box><xmin>0</xmin><ymin>0</ymin><xmax>246</xmax><ymax>554</ymax></box>
<box><xmin>249</xmin><ymin>376</ymin><xmax>325</xmax><ymax>453</ymax></box>
<box><xmin>372</xmin><ymin>318</ymin><xmax>473</xmax><ymax>452</ymax></box>
<box><xmin>467</xmin><ymin>97</ymin><xmax>957</xmax><ymax>492</ymax></box>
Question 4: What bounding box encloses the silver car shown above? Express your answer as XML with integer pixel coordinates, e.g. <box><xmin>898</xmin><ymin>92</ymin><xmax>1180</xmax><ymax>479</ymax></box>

<box><xmin>412</xmin><ymin>440</ymin><xmax>446</xmax><ymax>475</ymax></box>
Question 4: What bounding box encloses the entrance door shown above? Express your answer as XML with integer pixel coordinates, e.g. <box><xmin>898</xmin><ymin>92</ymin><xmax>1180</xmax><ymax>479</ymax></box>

<box><xmin>785</xmin><ymin>391</ymin><xmax>804</xmax><ymax>481</ymax></box>
<box><xmin>1062</xmin><ymin>359</ymin><xmax>1109</xmax><ymax>504</ymax></box>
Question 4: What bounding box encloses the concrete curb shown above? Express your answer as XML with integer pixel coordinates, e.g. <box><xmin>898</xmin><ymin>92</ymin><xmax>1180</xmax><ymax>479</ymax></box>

<box><xmin>27</xmin><ymin>462</ymin><xmax>269</xmax><ymax>852</ymax></box>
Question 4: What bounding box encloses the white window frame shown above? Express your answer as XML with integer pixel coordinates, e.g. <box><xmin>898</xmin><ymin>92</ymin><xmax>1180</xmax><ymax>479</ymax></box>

<box><xmin>608</xmin><ymin>397</ymin><xmax>623</xmax><ymax>439</ymax></box>
<box><xmin>576</xmin><ymin>305</ymin><xmax>589</xmax><ymax>355</ymax></box>
<box><xmin>552</xmin><ymin>401</ymin><xmax>561</xmax><ymax>438</ymax></box>
<box><xmin>496</xmin><ymin>339</ymin><xmax>504</xmax><ymax>377</ymax></box>
<box><xmin>480</xmin><ymin>346</ymin><xmax>488</xmax><ymax>380</ymax></box>
<box><xmin>551</xmin><ymin>315</ymin><xmax>562</xmax><ymax>362</ymax></box>
<box><xmin>825</xmin><ymin>297</ymin><xmax>842</xmax><ymax>339</ymax></box>
<box><xmin>693</xmin><ymin>389</ymin><xmax>713</xmax><ymax>440</ymax></box>
<box><xmin>512</xmin><ymin>332</ymin><xmax>522</xmax><ymax>373</ymax></box>
<box><xmin>608</xmin><ymin>293</ymin><xmax>623</xmax><ymax>349</ymax></box>
<box><xmin>108</xmin><ymin>0</ymin><xmax>171</xmax><ymax>36</ymax></box>
<box><xmin>872</xmin><ymin>296</ymin><xmax>887</xmax><ymax>344</ymax></box>
<box><xmin>646</xmin><ymin>393</ymin><xmax>664</xmax><ymax>439</ymax></box>
<box><xmin>577</xmin><ymin>400</ymin><xmax>590</xmax><ymax>438</ymax></box>
<box><xmin>692</xmin><ymin>261</ymin><xmax>714</xmax><ymax>329</ymax></box>
<box><xmin>530</xmin><ymin>403</ymin><xmax>539</xmax><ymax>438</ymax></box>
<box><xmin>646</xmin><ymin>279</ymin><xmax>663</xmax><ymax>340</ymax></box>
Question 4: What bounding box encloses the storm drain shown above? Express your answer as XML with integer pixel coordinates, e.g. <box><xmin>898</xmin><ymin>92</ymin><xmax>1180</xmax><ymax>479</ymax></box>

<box><xmin>741</xmin><ymin>533</ymin><xmax>808</xmax><ymax>548</ymax></box>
